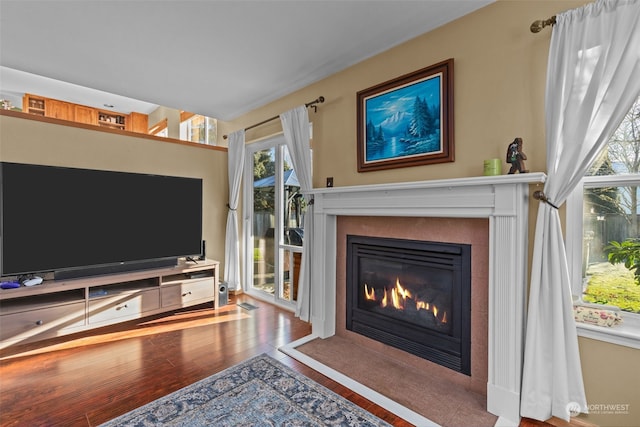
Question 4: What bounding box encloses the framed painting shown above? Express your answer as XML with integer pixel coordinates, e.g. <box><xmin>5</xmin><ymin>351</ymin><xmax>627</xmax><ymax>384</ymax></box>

<box><xmin>357</xmin><ymin>58</ymin><xmax>454</xmax><ymax>172</ymax></box>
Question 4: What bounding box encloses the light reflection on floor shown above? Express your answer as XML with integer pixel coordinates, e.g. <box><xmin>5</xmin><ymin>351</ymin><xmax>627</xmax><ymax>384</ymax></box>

<box><xmin>0</xmin><ymin>304</ymin><xmax>251</xmax><ymax>361</ymax></box>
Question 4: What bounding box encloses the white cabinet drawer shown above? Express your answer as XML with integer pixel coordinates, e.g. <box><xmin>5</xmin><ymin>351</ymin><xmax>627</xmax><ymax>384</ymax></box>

<box><xmin>161</xmin><ymin>279</ymin><xmax>214</xmax><ymax>308</ymax></box>
<box><xmin>88</xmin><ymin>289</ymin><xmax>160</xmax><ymax>325</ymax></box>
<box><xmin>0</xmin><ymin>301</ymin><xmax>86</xmax><ymax>343</ymax></box>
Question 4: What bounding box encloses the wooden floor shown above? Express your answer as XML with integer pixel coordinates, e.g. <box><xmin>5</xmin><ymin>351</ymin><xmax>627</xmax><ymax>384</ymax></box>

<box><xmin>0</xmin><ymin>293</ymin><xmax>552</xmax><ymax>427</ymax></box>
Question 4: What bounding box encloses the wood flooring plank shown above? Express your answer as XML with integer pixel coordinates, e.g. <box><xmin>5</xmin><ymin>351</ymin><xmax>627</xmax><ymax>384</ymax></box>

<box><xmin>0</xmin><ymin>294</ymin><xmax>554</xmax><ymax>427</ymax></box>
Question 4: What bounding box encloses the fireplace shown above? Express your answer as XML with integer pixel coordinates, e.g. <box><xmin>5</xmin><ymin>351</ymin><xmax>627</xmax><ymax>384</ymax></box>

<box><xmin>346</xmin><ymin>235</ymin><xmax>471</xmax><ymax>374</ymax></box>
<box><xmin>279</xmin><ymin>173</ymin><xmax>546</xmax><ymax>423</ymax></box>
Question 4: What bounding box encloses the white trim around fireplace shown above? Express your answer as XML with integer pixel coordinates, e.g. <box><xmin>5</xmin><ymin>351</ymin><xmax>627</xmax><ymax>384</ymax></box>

<box><xmin>300</xmin><ymin>173</ymin><xmax>546</xmax><ymax>424</ymax></box>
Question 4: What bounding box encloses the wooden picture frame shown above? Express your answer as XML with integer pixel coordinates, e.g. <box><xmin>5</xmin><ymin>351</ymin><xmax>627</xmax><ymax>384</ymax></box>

<box><xmin>357</xmin><ymin>58</ymin><xmax>454</xmax><ymax>172</ymax></box>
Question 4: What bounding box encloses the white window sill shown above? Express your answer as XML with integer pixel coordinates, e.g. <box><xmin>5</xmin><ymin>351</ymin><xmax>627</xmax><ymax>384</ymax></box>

<box><xmin>577</xmin><ymin>312</ymin><xmax>640</xmax><ymax>349</ymax></box>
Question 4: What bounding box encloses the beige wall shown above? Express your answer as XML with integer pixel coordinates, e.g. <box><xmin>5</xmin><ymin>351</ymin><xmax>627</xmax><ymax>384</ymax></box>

<box><xmin>0</xmin><ymin>114</ymin><xmax>229</xmax><ymax>274</ymax></box>
<box><xmin>579</xmin><ymin>337</ymin><xmax>640</xmax><ymax>426</ymax></box>
<box><xmin>221</xmin><ymin>1</ymin><xmax>574</xmax><ymax>187</ymax></box>
<box><xmin>220</xmin><ymin>1</ymin><xmax>638</xmax><ymax>425</ymax></box>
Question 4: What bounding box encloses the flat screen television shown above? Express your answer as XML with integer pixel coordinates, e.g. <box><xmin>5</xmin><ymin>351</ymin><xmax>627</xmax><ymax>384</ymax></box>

<box><xmin>0</xmin><ymin>162</ymin><xmax>203</xmax><ymax>280</ymax></box>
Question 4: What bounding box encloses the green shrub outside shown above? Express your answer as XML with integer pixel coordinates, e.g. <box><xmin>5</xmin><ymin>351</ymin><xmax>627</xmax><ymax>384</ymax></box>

<box><xmin>584</xmin><ymin>262</ymin><xmax>640</xmax><ymax>313</ymax></box>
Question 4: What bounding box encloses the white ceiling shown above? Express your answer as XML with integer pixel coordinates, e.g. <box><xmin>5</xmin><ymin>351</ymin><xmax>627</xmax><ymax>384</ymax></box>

<box><xmin>0</xmin><ymin>0</ymin><xmax>493</xmax><ymax>121</ymax></box>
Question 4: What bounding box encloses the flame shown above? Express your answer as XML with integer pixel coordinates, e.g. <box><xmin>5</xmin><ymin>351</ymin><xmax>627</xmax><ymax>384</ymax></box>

<box><xmin>396</xmin><ymin>278</ymin><xmax>412</xmax><ymax>299</ymax></box>
<box><xmin>416</xmin><ymin>301</ymin><xmax>429</xmax><ymax>311</ymax></box>
<box><xmin>364</xmin><ymin>277</ymin><xmax>448</xmax><ymax>325</ymax></box>
<box><xmin>391</xmin><ymin>287</ymin><xmax>401</xmax><ymax>309</ymax></box>
<box><xmin>383</xmin><ymin>278</ymin><xmax>412</xmax><ymax>309</ymax></box>
<box><xmin>364</xmin><ymin>283</ymin><xmax>376</xmax><ymax>300</ymax></box>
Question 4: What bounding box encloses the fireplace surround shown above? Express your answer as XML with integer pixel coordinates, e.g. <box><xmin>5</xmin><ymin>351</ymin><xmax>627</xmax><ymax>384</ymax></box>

<box><xmin>286</xmin><ymin>173</ymin><xmax>546</xmax><ymax>424</ymax></box>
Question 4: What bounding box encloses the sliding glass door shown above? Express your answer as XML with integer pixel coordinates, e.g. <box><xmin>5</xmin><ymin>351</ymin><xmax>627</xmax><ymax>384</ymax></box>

<box><xmin>244</xmin><ymin>135</ymin><xmax>305</xmax><ymax>307</ymax></box>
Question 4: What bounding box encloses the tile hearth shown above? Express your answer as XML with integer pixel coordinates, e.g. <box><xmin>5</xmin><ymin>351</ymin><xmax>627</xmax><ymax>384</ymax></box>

<box><xmin>293</xmin><ymin>334</ymin><xmax>498</xmax><ymax>427</ymax></box>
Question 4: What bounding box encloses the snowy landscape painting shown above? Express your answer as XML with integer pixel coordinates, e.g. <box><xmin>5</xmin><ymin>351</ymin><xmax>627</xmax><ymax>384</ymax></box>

<box><xmin>357</xmin><ymin>59</ymin><xmax>454</xmax><ymax>172</ymax></box>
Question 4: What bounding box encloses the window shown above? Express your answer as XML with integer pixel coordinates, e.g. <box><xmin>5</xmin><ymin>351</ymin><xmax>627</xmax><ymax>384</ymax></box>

<box><xmin>243</xmin><ymin>134</ymin><xmax>306</xmax><ymax>309</ymax></box>
<box><xmin>179</xmin><ymin>113</ymin><xmax>217</xmax><ymax>146</ymax></box>
<box><xmin>566</xmin><ymin>98</ymin><xmax>640</xmax><ymax>347</ymax></box>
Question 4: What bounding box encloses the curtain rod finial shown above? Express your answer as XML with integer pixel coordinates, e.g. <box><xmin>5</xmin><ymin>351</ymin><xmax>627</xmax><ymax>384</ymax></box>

<box><xmin>530</xmin><ymin>20</ymin><xmax>545</xmax><ymax>33</ymax></box>
<box><xmin>533</xmin><ymin>190</ymin><xmax>559</xmax><ymax>209</ymax></box>
<box><xmin>530</xmin><ymin>16</ymin><xmax>556</xmax><ymax>33</ymax></box>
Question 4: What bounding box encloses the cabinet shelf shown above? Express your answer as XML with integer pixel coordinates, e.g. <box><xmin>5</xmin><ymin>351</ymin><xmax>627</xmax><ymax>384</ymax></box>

<box><xmin>89</xmin><ymin>278</ymin><xmax>159</xmax><ymax>299</ymax></box>
<box><xmin>27</xmin><ymin>98</ymin><xmax>45</xmax><ymax>111</ymax></box>
<box><xmin>0</xmin><ymin>290</ymin><xmax>85</xmax><ymax>315</ymax></box>
<box><xmin>0</xmin><ymin>259</ymin><xmax>219</xmax><ymax>348</ymax></box>
<box><xmin>98</xmin><ymin>111</ymin><xmax>126</xmax><ymax>130</ymax></box>
<box><xmin>162</xmin><ymin>270</ymin><xmax>214</xmax><ymax>286</ymax></box>
<box><xmin>22</xmin><ymin>93</ymin><xmax>148</xmax><ymax>134</ymax></box>
<box><xmin>26</xmin><ymin>96</ymin><xmax>46</xmax><ymax>116</ymax></box>
<box><xmin>99</xmin><ymin>122</ymin><xmax>126</xmax><ymax>129</ymax></box>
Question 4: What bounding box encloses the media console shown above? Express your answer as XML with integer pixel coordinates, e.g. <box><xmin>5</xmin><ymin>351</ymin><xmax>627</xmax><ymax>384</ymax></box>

<box><xmin>0</xmin><ymin>259</ymin><xmax>219</xmax><ymax>349</ymax></box>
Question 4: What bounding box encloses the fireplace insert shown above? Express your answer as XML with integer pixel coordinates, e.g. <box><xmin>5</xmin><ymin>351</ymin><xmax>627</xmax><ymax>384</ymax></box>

<box><xmin>346</xmin><ymin>235</ymin><xmax>471</xmax><ymax>374</ymax></box>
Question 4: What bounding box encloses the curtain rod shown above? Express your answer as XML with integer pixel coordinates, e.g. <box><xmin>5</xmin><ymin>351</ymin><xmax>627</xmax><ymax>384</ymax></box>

<box><xmin>530</xmin><ymin>15</ymin><xmax>556</xmax><ymax>33</ymax></box>
<box><xmin>223</xmin><ymin>96</ymin><xmax>325</xmax><ymax>140</ymax></box>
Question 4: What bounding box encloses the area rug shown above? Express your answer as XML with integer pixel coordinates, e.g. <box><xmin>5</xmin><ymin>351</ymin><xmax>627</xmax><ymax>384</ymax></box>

<box><xmin>99</xmin><ymin>354</ymin><xmax>391</xmax><ymax>427</ymax></box>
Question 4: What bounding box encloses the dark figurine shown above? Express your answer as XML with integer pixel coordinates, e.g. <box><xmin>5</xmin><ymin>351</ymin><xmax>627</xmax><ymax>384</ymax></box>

<box><xmin>506</xmin><ymin>137</ymin><xmax>529</xmax><ymax>174</ymax></box>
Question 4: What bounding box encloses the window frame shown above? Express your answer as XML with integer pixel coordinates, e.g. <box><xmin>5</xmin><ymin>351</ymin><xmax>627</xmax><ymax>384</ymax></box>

<box><xmin>566</xmin><ymin>174</ymin><xmax>640</xmax><ymax>348</ymax></box>
<box><xmin>242</xmin><ymin>134</ymin><xmax>299</xmax><ymax>312</ymax></box>
<box><xmin>179</xmin><ymin>114</ymin><xmax>217</xmax><ymax>146</ymax></box>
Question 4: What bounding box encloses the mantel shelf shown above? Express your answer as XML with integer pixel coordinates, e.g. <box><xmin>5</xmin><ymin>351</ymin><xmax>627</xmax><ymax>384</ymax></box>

<box><xmin>305</xmin><ymin>172</ymin><xmax>546</xmax><ymax>196</ymax></box>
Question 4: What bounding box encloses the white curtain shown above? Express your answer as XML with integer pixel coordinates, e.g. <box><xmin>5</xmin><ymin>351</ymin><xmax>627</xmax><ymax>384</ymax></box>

<box><xmin>280</xmin><ymin>106</ymin><xmax>313</xmax><ymax>321</ymax></box>
<box><xmin>521</xmin><ymin>0</ymin><xmax>640</xmax><ymax>421</ymax></box>
<box><xmin>223</xmin><ymin>130</ymin><xmax>245</xmax><ymax>291</ymax></box>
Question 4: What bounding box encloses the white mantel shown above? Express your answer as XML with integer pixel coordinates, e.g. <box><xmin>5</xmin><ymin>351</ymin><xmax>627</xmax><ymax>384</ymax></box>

<box><xmin>305</xmin><ymin>173</ymin><xmax>546</xmax><ymax>423</ymax></box>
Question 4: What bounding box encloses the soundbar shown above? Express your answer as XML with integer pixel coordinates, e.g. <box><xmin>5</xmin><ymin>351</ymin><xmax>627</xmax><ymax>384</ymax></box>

<box><xmin>54</xmin><ymin>258</ymin><xmax>178</xmax><ymax>280</ymax></box>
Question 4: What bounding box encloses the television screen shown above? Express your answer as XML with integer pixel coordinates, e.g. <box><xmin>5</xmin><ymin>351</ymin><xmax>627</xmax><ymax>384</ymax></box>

<box><xmin>0</xmin><ymin>162</ymin><xmax>203</xmax><ymax>278</ymax></box>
